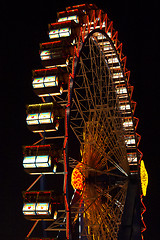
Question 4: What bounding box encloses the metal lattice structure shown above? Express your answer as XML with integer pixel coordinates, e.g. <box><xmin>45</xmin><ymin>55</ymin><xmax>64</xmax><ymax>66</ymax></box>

<box><xmin>23</xmin><ymin>3</ymin><xmax>147</xmax><ymax>240</ymax></box>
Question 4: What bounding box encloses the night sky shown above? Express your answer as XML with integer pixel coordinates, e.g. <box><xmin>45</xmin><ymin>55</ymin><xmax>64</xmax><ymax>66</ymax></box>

<box><xmin>0</xmin><ymin>1</ymin><xmax>159</xmax><ymax>239</ymax></box>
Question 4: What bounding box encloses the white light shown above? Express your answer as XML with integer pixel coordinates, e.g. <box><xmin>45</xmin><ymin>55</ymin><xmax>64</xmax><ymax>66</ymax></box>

<box><xmin>49</xmin><ymin>29</ymin><xmax>59</xmax><ymax>39</ymax></box>
<box><xmin>44</xmin><ymin>76</ymin><xmax>57</xmax><ymax>87</ymax></box>
<box><xmin>107</xmin><ymin>32</ymin><xmax>111</xmax><ymax>37</ymax></box>
<box><xmin>119</xmin><ymin>104</ymin><xmax>131</xmax><ymax>111</ymax></box>
<box><xmin>32</xmin><ymin>77</ymin><xmax>44</xmax><ymax>88</ymax></box>
<box><xmin>33</xmin><ymin>129</ymin><xmax>56</xmax><ymax>133</ymax></box>
<box><xmin>110</xmin><ymin>66</ymin><xmax>121</xmax><ymax>70</ymax></box>
<box><xmin>123</xmin><ymin>120</ymin><xmax>133</xmax><ymax>128</ymax></box>
<box><xmin>116</xmin><ymin>87</ymin><xmax>127</xmax><ymax>94</ymax></box>
<box><xmin>27</xmin><ymin>112</ymin><xmax>54</xmax><ymax>126</ymax></box>
<box><xmin>104</xmin><ymin>45</ymin><xmax>113</xmax><ymax>51</ymax></box>
<box><xmin>33</xmin><ymin>76</ymin><xmax>57</xmax><ymax>89</ymax></box>
<box><xmin>58</xmin><ymin>15</ymin><xmax>79</xmax><ymax>23</ymax></box>
<box><xmin>97</xmin><ymin>35</ymin><xmax>103</xmax><ymax>40</ymax></box>
<box><xmin>23</xmin><ymin>203</ymin><xmax>36</xmax><ymax>215</ymax></box>
<box><xmin>60</xmin><ymin>86</ymin><xmax>63</xmax><ymax>95</ymax></box>
<box><xmin>39</xmin><ymin>112</ymin><xmax>53</xmax><ymax>124</ymax></box>
<box><xmin>53</xmin><ymin>164</ymin><xmax>57</xmax><ymax>173</ymax></box>
<box><xmin>127</xmin><ymin>153</ymin><xmax>137</xmax><ymax>163</ymax></box>
<box><xmin>40</xmin><ymin>50</ymin><xmax>51</xmax><ymax>60</ymax></box>
<box><xmin>36</xmin><ymin>203</ymin><xmax>49</xmax><ymax>215</ymax></box>
<box><xmin>113</xmin><ymin>72</ymin><xmax>123</xmax><ymax>79</ymax></box>
<box><xmin>36</xmin><ymin>156</ymin><xmax>51</xmax><ymax>167</ymax></box>
<box><xmin>55</xmin><ymin>122</ymin><xmax>59</xmax><ymax>130</ymax></box>
<box><xmin>58</xmin><ymin>17</ymin><xmax>68</xmax><ymax>22</ymax></box>
<box><xmin>125</xmin><ymin>137</ymin><xmax>136</xmax><ymax>146</ymax></box>
<box><xmin>23</xmin><ymin>155</ymin><xmax>52</xmax><ymax>169</ymax></box>
<box><xmin>54</xmin><ymin>211</ymin><xmax>58</xmax><ymax>219</ymax></box>
<box><xmin>99</xmin><ymin>41</ymin><xmax>109</xmax><ymax>46</ymax></box>
<box><xmin>26</xmin><ymin>114</ymin><xmax>39</xmax><ymax>125</ymax></box>
<box><xmin>59</xmin><ymin>28</ymin><xmax>71</xmax><ymax>37</ymax></box>
<box><xmin>23</xmin><ymin>156</ymin><xmax>36</xmax><ymax>168</ymax></box>
<box><xmin>114</xmin><ymin>79</ymin><xmax>125</xmax><ymax>85</ymax></box>
<box><xmin>68</xmin><ymin>15</ymin><xmax>79</xmax><ymax>23</ymax></box>
<box><xmin>49</xmin><ymin>28</ymin><xmax>71</xmax><ymax>39</ymax></box>
<box><xmin>45</xmin><ymin>61</ymin><xmax>68</xmax><ymax>68</ymax></box>
<box><xmin>108</xmin><ymin>57</ymin><xmax>119</xmax><ymax>64</ymax></box>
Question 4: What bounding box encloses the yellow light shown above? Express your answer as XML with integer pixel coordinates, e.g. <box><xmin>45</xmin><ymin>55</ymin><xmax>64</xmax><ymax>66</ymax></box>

<box><xmin>71</xmin><ymin>165</ymin><xmax>84</xmax><ymax>191</ymax></box>
<box><xmin>140</xmin><ymin>160</ymin><xmax>148</xmax><ymax>196</ymax></box>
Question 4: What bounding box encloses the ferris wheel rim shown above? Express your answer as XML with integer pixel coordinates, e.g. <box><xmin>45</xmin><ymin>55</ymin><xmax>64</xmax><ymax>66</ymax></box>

<box><xmin>74</xmin><ymin>28</ymin><xmax>123</xmax><ymax>76</ymax></box>
<box><xmin>66</xmin><ymin>28</ymin><xmax>131</xmax><ymax>240</ymax></box>
<box><xmin>67</xmin><ymin>26</ymin><xmax>141</xmax><ymax>176</ymax></box>
<box><xmin>69</xmin><ymin>31</ymin><xmax>129</xmax><ymax>165</ymax></box>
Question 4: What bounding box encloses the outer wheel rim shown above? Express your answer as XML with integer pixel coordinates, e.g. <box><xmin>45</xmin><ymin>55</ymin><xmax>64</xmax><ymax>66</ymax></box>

<box><xmin>69</xmin><ymin>30</ymin><xmax>130</xmax><ymax>239</ymax></box>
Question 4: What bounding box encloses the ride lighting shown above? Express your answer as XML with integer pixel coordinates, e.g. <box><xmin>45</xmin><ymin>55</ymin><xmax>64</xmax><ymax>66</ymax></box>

<box><xmin>113</xmin><ymin>72</ymin><xmax>123</xmax><ymax>79</ymax></box>
<box><xmin>57</xmin><ymin>7</ymin><xmax>87</xmax><ymax>25</ymax></box>
<box><xmin>123</xmin><ymin>118</ymin><xmax>134</xmax><ymax>129</ymax></box>
<box><xmin>58</xmin><ymin>15</ymin><xmax>79</xmax><ymax>23</ymax></box>
<box><xmin>116</xmin><ymin>87</ymin><xmax>127</xmax><ymax>94</ymax></box>
<box><xmin>116</xmin><ymin>86</ymin><xmax>127</xmax><ymax>99</ymax></box>
<box><xmin>49</xmin><ymin>28</ymin><xmax>71</xmax><ymax>39</ymax></box>
<box><xmin>103</xmin><ymin>45</ymin><xmax>112</xmax><ymax>52</ymax></box>
<box><xmin>23</xmin><ymin>145</ymin><xmax>63</xmax><ymax>175</ymax></box>
<box><xmin>39</xmin><ymin>40</ymin><xmax>74</xmax><ymax>68</ymax></box>
<box><xmin>119</xmin><ymin>103</ymin><xmax>131</xmax><ymax>111</ymax></box>
<box><xmin>48</xmin><ymin>20</ymin><xmax>79</xmax><ymax>41</ymax></box>
<box><xmin>22</xmin><ymin>191</ymin><xmax>64</xmax><ymax>220</ymax></box>
<box><xmin>32</xmin><ymin>68</ymin><xmax>69</xmax><ymax>97</ymax></box>
<box><xmin>107</xmin><ymin>31</ymin><xmax>111</xmax><ymax>38</ymax></box>
<box><xmin>26</xmin><ymin>102</ymin><xmax>64</xmax><ymax>133</ymax></box>
<box><xmin>108</xmin><ymin>57</ymin><xmax>119</xmax><ymax>64</ymax></box>
<box><xmin>127</xmin><ymin>152</ymin><xmax>137</xmax><ymax>164</ymax></box>
<box><xmin>32</xmin><ymin>76</ymin><xmax>58</xmax><ymax>88</ymax></box>
<box><xmin>23</xmin><ymin>202</ymin><xmax>51</xmax><ymax>216</ymax></box>
<box><xmin>23</xmin><ymin>155</ymin><xmax>51</xmax><ymax>168</ymax></box>
<box><xmin>26</xmin><ymin>112</ymin><xmax>54</xmax><ymax>125</ymax></box>
<box><xmin>22</xmin><ymin>191</ymin><xmax>62</xmax><ymax>220</ymax></box>
<box><xmin>124</xmin><ymin>135</ymin><xmax>136</xmax><ymax>147</ymax></box>
<box><xmin>40</xmin><ymin>50</ymin><xmax>51</xmax><ymax>60</ymax></box>
<box><xmin>22</xmin><ymin>191</ymin><xmax>52</xmax><ymax>219</ymax></box>
<box><xmin>119</xmin><ymin>101</ymin><xmax>137</xmax><ymax>114</ymax></box>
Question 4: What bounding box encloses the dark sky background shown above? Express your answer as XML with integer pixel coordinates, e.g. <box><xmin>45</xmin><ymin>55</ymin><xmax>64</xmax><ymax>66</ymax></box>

<box><xmin>0</xmin><ymin>0</ymin><xmax>159</xmax><ymax>239</ymax></box>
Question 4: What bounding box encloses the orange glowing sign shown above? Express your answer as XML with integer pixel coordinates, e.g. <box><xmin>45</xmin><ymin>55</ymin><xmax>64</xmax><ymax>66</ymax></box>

<box><xmin>71</xmin><ymin>167</ymin><xmax>84</xmax><ymax>191</ymax></box>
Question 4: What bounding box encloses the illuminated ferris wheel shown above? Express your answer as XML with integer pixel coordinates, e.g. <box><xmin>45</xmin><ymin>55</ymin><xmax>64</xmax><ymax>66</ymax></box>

<box><xmin>22</xmin><ymin>3</ymin><xmax>148</xmax><ymax>240</ymax></box>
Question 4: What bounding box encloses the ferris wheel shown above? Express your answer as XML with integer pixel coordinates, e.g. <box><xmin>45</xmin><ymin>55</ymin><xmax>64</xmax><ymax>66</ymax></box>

<box><xmin>22</xmin><ymin>3</ymin><xmax>148</xmax><ymax>240</ymax></box>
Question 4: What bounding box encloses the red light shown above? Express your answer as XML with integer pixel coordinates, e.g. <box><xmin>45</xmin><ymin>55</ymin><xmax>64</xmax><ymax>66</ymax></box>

<box><xmin>50</xmin><ymin>20</ymin><xmax>72</xmax><ymax>27</ymax></box>
<box><xmin>34</xmin><ymin>67</ymin><xmax>57</xmax><ymax>73</ymax></box>
<box><xmin>41</xmin><ymin>40</ymin><xmax>61</xmax><ymax>46</ymax></box>
<box><xmin>25</xmin><ymin>144</ymin><xmax>51</xmax><ymax>149</ymax></box>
